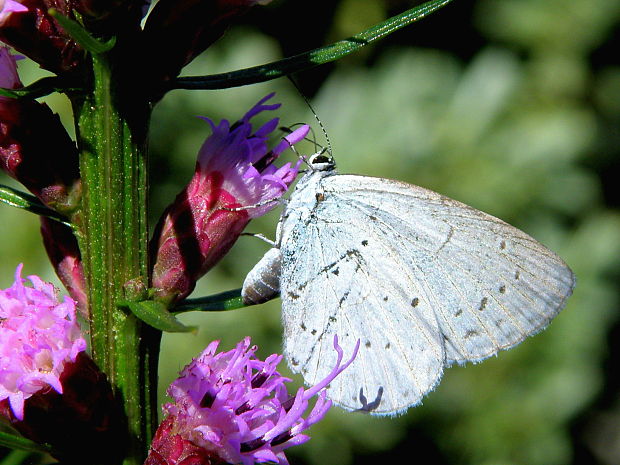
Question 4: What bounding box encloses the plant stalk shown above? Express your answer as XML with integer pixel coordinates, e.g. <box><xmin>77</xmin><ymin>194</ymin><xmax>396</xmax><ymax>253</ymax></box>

<box><xmin>72</xmin><ymin>51</ymin><xmax>158</xmax><ymax>465</ymax></box>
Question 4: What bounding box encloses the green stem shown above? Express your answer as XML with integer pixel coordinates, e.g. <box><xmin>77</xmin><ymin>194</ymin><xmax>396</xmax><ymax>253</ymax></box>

<box><xmin>72</xmin><ymin>52</ymin><xmax>158</xmax><ymax>465</ymax></box>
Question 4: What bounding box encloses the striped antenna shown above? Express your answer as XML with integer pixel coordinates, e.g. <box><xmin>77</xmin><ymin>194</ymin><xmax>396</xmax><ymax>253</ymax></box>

<box><xmin>288</xmin><ymin>76</ymin><xmax>333</xmax><ymax>156</ymax></box>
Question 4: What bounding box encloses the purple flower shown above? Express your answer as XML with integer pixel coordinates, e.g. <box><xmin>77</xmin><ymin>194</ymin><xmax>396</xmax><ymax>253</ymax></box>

<box><xmin>0</xmin><ymin>44</ymin><xmax>22</xmax><ymax>89</ymax></box>
<box><xmin>146</xmin><ymin>336</ymin><xmax>358</xmax><ymax>465</ymax></box>
<box><xmin>0</xmin><ymin>265</ymin><xmax>122</xmax><ymax>463</ymax></box>
<box><xmin>151</xmin><ymin>93</ymin><xmax>308</xmax><ymax>303</ymax></box>
<box><xmin>0</xmin><ymin>0</ymin><xmax>28</xmax><ymax>23</ymax></box>
<box><xmin>0</xmin><ymin>264</ymin><xmax>86</xmax><ymax>421</ymax></box>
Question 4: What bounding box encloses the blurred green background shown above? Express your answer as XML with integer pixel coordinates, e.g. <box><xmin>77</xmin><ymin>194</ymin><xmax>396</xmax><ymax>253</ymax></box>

<box><xmin>2</xmin><ymin>0</ymin><xmax>620</xmax><ymax>464</ymax></box>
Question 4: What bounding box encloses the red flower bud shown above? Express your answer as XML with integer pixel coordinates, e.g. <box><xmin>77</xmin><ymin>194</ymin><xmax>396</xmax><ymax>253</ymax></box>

<box><xmin>142</xmin><ymin>0</ymin><xmax>272</xmax><ymax>91</ymax></box>
<box><xmin>1</xmin><ymin>47</ymin><xmax>81</xmax><ymax>214</ymax></box>
<box><xmin>0</xmin><ymin>0</ymin><xmax>84</xmax><ymax>74</ymax></box>
<box><xmin>150</xmin><ymin>94</ymin><xmax>306</xmax><ymax>303</ymax></box>
<box><xmin>40</xmin><ymin>217</ymin><xmax>87</xmax><ymax>314</ymax></box>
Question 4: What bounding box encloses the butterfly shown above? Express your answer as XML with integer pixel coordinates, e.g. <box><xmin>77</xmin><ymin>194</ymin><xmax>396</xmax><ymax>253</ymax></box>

<box><xmin>242</xmin><ymin>151</ymin><xmax>575</xmax><ymax>415</ymax></box>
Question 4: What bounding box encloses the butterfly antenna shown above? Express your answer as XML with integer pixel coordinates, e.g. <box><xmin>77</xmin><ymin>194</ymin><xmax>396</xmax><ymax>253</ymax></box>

<box><xmin>288</xmin><ymin>76</ymin><xmax>333</xmax><ymax>156</ymax></box>
<box><xmin>278</xmin><ymin>124</ymin><xmax>324</xmax><ymax>171</ymax></box>
<box><xmin>279</xmin><ymin>124</ymin><xmax>322</xmax><ymax>154</ymax></box>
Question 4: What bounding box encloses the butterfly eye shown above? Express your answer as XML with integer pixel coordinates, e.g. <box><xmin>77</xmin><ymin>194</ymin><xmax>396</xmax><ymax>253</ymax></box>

<box><xmin>312</xmin><ymin>154</ymin><xmax>332</xmax><ymax>164</ymax></box>
<box><xmin>308</xmin><ymin>151</ymin><xmax>335</xmax><ymax>170</ymax></box>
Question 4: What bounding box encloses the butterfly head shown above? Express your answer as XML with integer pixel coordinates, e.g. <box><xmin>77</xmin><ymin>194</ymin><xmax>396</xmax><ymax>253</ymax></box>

<box><xmin>307</xmin><ymin>149</ymin><xmax>336</xmax><ymax>172</ymax></box>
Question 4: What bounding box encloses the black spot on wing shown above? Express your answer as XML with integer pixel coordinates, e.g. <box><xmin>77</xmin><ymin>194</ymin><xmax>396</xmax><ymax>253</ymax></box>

<box><xmin>464</xmin><ymin>330</ymin><xmax>478</xmax><ymax>339</ymax></box>
<box><xmin>356</xmin><ymin>387</ymin><xmax>384</xmax><ymax>413</ymax></box>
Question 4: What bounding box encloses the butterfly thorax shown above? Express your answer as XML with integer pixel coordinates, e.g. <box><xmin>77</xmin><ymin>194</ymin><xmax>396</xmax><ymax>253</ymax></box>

<box><xmin>277</xmin><ymin>157</ymin><xmax>337</xmax><ymax>243</ymax></box>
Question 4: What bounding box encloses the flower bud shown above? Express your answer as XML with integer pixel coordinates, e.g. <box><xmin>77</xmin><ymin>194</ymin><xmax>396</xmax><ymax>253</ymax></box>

<box><xmin>0</xmin><ymin>0</ymin><xmax>84</xmax><ymax>74</ymax></box>
<box><xmin>1</xmin><ymin>46</ymin><xmax>81</xmax><ymax>215</ymax></box>
<box><xmin>0</xmin><ymin>265</ymin><xmax>123</xmax><ymax>464</ymax></box>
<box><xmin>142</xmin><ymin>0</ymin><xmax>273</xmax><ymax>91</ymax></box>
<box><xmin>145</xmin><ymin>335</ymin><xmax>358</xmax><ymax>465</ymax></box>
<box><xmin>40</xmin><ymin>217</ymin><xmax>87</xmax><ymax>314</ymax></box>
<box><xmin>150</xmin><ymin>93</ymin><xmax>308</xmax><ymax>303</ymax></box>
<box><xmin>71</xmin><ymin>0</ymin><xmax>151</xmax><ymax>35</ymax></box>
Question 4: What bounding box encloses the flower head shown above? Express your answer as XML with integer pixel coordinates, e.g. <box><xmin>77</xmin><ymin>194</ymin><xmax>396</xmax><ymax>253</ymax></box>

<box><xmin>147</xmin><ymin>336</ymin><xmax>358</xmax><ymax>465</ymax></box>
<box><xmin>151</xmin><ymin>93</ymin><xmax>308</xmax><ymax>303</ymax></box>
<box><xmin>0</xmin><ymin>265</ymin><xmax>122</xmax><ymax>463</ymax></box>
<box><xmin>0</xmin><ymin>264</ymin><xmax>86</xmax><ymax>421</ymax></box>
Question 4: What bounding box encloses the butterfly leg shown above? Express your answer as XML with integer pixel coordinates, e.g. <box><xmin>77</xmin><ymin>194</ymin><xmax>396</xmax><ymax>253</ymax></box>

<box><xmin>220</xmin><ymin>197</ymin><xmax>282</xmax><ymax>212</ymax></box>
<box><xmin>240</xmin><ymin>232</ymin><xmax>276</xmax><ymax>246</ymax></box>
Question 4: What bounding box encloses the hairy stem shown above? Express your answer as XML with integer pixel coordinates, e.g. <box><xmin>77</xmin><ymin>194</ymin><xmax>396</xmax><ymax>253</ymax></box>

<box><xmin>72</xmin><ymin>52</ymin><xmax>158</xmax><ymax>465</ymax></box>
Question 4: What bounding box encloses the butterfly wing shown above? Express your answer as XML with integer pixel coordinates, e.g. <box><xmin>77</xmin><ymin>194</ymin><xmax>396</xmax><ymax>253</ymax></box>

<box><xmin>319</xmin><ymin>175</ymin><xmax>575</xmax><ymax>365</ymax></box>
<box><xmin>278</xmin><ymin>175</ymin><xmax>447</xmax><ymax>415</ymax></box>
<box><xmin>278</xmin><ymin>174</ymin><xmax>574</xmax><ymax>415</ymax></box>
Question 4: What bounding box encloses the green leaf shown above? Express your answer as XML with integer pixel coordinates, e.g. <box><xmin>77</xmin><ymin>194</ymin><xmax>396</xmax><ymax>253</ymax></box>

<box><xmin>169</xmin><ymin>0</ymin><xmax>454</xmax><ymax>91</ymax></box>
<box><xmin>0</xmin><ymin>185</ymin><xmax>75</xmax><ymax>230</ymax></box>
<box><xmin>48</xmin><ymin>9</ymin><xmax>116</xmax><ymax>54</ymax></box>
<box><xmin>0</xmin><ymin>431</ymin><xmax>51</xmax><ymax>453</ymax></box>
<box><xmin>123</xmin><ymin>300</ymin><xmax>197</xmax><ymax>333</ymax></box>
<box><xmin>0</xmin><ymin>77</ymin><xmax>69</xmax><ymax>100</ymax></box>
<box><xmin>173</xmin><ymin>288</ymin><xmax>255</xmax><ymax>313</ymax></box>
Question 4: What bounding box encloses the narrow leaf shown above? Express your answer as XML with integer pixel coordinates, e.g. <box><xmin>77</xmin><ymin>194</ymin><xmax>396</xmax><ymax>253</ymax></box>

<box><xmin>0</xmin><ymin>450</ymin><xmax>34</xmax><ymax>465</ymax></box>
<box><xmin>169</xmin><ymin>0</ymin><xmax>453</xmax><ymax>91</ymax></box>
<box><xmin>0</xmin><ymin>185</ymin><xmax>74</xmax><ymax>229</ymax></box>
<box><xmin>0</xmin><ymin>77</ymin><xmax>66</xmax><ymax>100</ymax></box>
<box><xmin>174</xmin><ymin>288</ymin><xmax>254</xmax><ymax>313</ymax></box>
<box><xmin>0</xmin><ymin>431</ymin><xmax>51</xmax><ymax>453</ymax></box>
<box><xmin>48</xmin><ymin>9</ymin><xmax>116</xmax><ymax>54</ymax></box>
<box><xmin>123</xmin><ymin>300</ymin><xmax>197</xmax><ymax>333</ymax></box>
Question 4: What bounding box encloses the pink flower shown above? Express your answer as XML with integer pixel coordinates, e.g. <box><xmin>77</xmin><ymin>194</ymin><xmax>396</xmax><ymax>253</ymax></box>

<box><xmin>0</xmin><ymin>0</ymin><xmax>28</xmax><ymax>23</ymax></box>
<box><xmin>0</xmin><ymin>264</ymin><xmax>86</xmax><ymax>421</ymax></box>
<box><xmin>0</xmin><ymin>265</ymin><xmax>122</xmax><ymax>463</ymax></box>
<box><xmin>146</xmin><ymin>336</ymin><xmax>358</xmax><ymax>465</ymax></box>
<box><xmin>151</xmin><ymin>93</ymin><xmax>309</xmax><ymax>303</ymax></box>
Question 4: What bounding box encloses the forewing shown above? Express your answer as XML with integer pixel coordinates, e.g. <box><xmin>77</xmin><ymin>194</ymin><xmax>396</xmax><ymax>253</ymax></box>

<box><xmin>279</xmin><ymin>192</ymin><xmax>445</xmax><ymax>415</ymax></box>
<box><xmin>321</xmin><ymin>175</ymin><xmax>575</xmax><ymax>365</ymax></box>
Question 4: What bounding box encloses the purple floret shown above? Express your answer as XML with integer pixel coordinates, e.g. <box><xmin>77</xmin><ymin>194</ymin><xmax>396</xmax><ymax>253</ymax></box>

<box><xmin>0</xmin><ymin>264</ymin><xmax>86</xmax><ymax>420</ymax></box>
<box><xmin>157</xmin><ymin>335</ymin><xmax>358</xmax><ymax>465</ymax></box>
